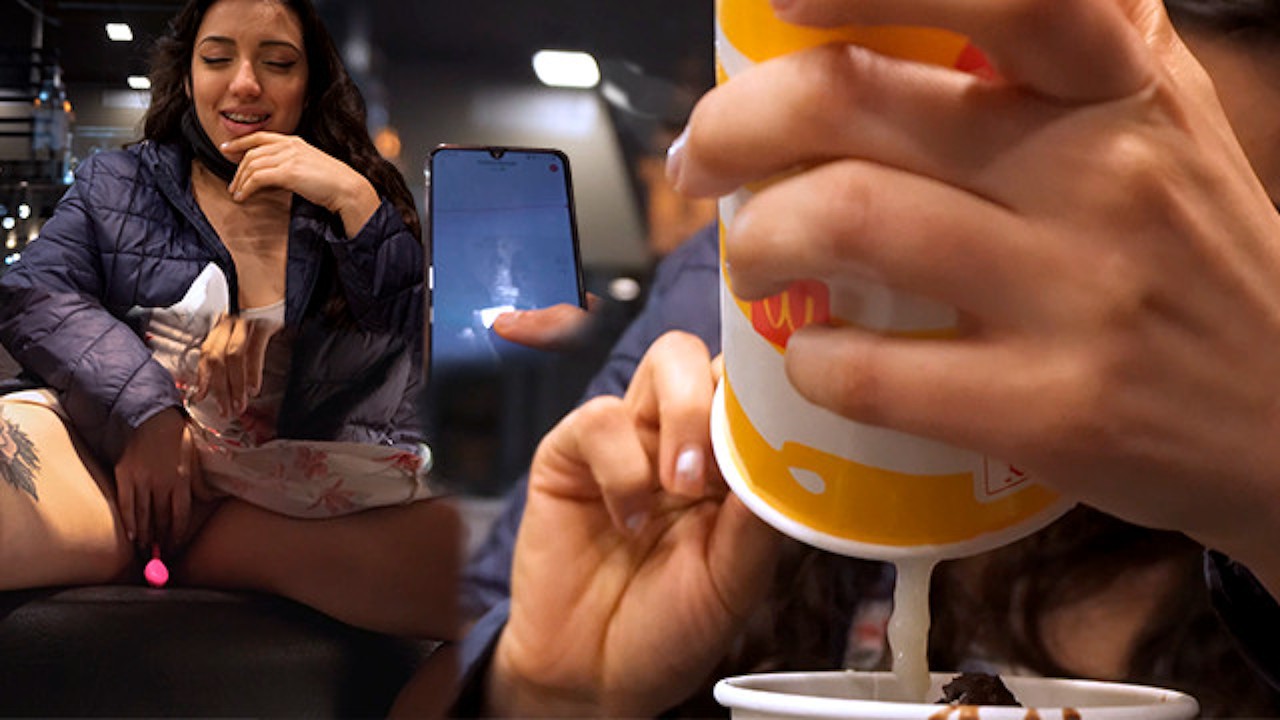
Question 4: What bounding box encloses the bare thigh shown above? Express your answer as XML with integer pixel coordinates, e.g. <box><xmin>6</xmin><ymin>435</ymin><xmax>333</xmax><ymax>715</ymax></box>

<box><xmin>178</xmin><ymin>496</ymin><xmax>462</xmax><ymax>640</ymax></box>
<box><xmin>0</xmin><ymin>400</ymin><xmax>135</xmax><ymax>590</ymax></box>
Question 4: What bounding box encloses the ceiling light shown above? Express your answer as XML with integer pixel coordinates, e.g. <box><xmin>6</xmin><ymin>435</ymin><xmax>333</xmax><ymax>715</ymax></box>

<box><xmin>608</xmin><ymin>276</ymin><xmax>642</xmax><ymax>302</ymax></box>
<box><xmin>106</xmin><ymin>23</ymin><xmax>133</xmax><ymax>42</ymax></box>
<box><xmin>374</xmin><ymin>126</ymin><xmax>402</xmax><ymax>160</ymax></box>
<box><xmin>127</xmin><ymin>76</ymin><xmax>151</xmax><ymax>91</ymax></box>
<box><xmin>532</xmin><ymin>50</ymin><xmax>600</xmax><ymax>89</ymax></box>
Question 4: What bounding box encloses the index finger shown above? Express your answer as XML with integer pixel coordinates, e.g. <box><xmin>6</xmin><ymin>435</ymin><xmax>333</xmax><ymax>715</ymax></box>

<box><xmin>770</xmin><ymin>0</ymin><xmax>1156</xmax><ymax>101</ymax></box>
<box><xmin>623</xmin><ymin>332</ymin><xmax>716</xmax><ymax>498</ymax></box>
<box><xmin>219</xmin><ymin>131</ymin><xmax>288</xmax><ymax>156</ymax></box>
<box><xmin>243</xmin><ymin>319</ymin><xmax>277</xmax><ymax>397</ymax></box>
<box><xmin>217</xmin><ymin>318</ymin><xmax>253</xmax><ymax>415</ymax></box>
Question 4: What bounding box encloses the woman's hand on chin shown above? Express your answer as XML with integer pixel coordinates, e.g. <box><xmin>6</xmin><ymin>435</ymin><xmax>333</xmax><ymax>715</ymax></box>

<box><xmin>221</xmin><ymin>132</ymin><xmax>380</xmax><ymax>237</ymax></box>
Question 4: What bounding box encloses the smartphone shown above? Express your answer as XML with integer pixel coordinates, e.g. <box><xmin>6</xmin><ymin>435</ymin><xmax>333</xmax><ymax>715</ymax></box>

<box><xmin>427</xmin><ymin>145</ymin><xmax>586</xmax><ymax>376</ymax></box>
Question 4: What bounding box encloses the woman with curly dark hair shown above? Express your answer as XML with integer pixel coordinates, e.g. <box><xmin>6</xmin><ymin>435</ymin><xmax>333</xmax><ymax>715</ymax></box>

<box><xmin>143</xmin><ymin>0</ymin><xmax>420</xmax><ymax>241</ymax></box>
<box><xmin>0</xmin><ymin>0</ymin><xmax>458</xmax><ymax>642</ymax></box>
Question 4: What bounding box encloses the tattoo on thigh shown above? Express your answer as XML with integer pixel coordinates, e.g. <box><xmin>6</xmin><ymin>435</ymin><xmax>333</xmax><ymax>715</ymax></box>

<box><xmin>0</xmin><ymin>409</ymin><xmax>40</xmax><ymax>501</ymax></box>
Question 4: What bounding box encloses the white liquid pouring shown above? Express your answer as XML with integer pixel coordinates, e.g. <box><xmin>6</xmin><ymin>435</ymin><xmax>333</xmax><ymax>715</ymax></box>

<box><xmin>887</xmin><ymin>557</ymin><xmax>938</xmax><ymax>702</ymax></box>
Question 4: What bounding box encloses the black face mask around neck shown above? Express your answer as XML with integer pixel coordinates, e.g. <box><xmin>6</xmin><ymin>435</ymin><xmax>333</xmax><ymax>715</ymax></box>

<box><xmin>181</xmin><ymin>107</ymin><xmax>239</xmax><ymax>183</ymax></box>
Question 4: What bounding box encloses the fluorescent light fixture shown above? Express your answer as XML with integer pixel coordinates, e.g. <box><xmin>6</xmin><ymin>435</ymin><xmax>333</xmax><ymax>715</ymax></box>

<box><xmin>532</xmin><ymin>50</ymin><xmax>600</xmax><ymax>89</ymax></box>
<box><xmin>106</xmin><ymin>23</ymin><xmax>133</xmax><ymax>42</ymax></box>
<box><xmin>127</xmin><ymin>75</ymin><xmax>151</xmax><ymax>90</ymax></box>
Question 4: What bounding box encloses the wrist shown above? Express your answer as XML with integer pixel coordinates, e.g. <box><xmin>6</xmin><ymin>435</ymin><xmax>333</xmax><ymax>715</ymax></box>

<box><xmin>334</xmin><ymin>176</ymin><xmax>380</xmax><ymax>238</ymax></box>
<box><xmin>482</xmin><ymin>634</ymin><xmax>602</xmax><ymax>717</ymax></box>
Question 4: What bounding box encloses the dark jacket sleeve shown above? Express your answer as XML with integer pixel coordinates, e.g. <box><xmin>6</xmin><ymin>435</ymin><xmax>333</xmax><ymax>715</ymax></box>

<box><xmin>0</xmin><ymin>156</ymin><xmax>181</xmax><ymax>464</ymax></box>
<box><xmin>327</xmin><ymin>198</ymin><xmax>425</xmax><ymax>337</ymax></box>
<box><xmin>453</xmin><ymin>223</ymin><xmax>723</xmax><ymax>709</ymax></box>
<box><xmin>325</xmin><ymin>197</ymin><xmax>425</xmax><ymax>449</ymax></box>
<box><xmin>277</xmin><ymin>197</ymin><xmax>425</xmax><ymax>448</ymax></box>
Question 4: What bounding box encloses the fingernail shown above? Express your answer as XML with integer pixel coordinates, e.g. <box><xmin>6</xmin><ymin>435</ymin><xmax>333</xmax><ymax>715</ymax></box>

<box><xmin>665</xmin><ymin>127</ymin><xmax>689</xmax><ymax>188</ymax></box>
<box><xmin>674</xmin><ymin>446</ymin><xmax>705</xmax><ymax>496</ymax></box>
<box><xmin>219</xmin><ymin>141</ymin><xmax>230</xmax><ymax>149</ymax></box>
<box><xmin>771</xmin><ymin>0</ymin><xmax>796</xmax><ymax>10</ymax></box>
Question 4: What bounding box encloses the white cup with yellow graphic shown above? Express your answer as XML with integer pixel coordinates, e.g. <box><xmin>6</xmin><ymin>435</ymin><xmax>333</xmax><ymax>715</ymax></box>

<box><xmin>710</xmin><ymin>0</ymin><xmax>1072</xmax><ymax>560</ymax></box>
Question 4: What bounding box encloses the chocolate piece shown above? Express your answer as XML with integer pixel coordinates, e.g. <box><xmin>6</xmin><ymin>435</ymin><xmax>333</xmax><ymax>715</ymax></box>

<box><xmin>938</xmin><ymin>672</ymin><xmax>1021</xmax><ymax>707</ymax></box>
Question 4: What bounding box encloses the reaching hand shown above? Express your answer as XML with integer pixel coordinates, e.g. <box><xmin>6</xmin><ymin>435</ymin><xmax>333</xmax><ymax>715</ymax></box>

<box><xmin>113</xmin><ymin>408</ymin><xmax>201</xmax><ymax>554</ymax></box>
<box><xmin>486</xmin><ymin>331</ymin><xmax>783</xmax><ymax>717</ymax></box>
<box><xmin>221</xmin><ymin>132</ymin><xmax>381</xmax><ymax>237</ymax></box>
<box><xmin>669</xmin><ymin>0</ymin><xmax>1280</xmax><ymax>592</ymax></box>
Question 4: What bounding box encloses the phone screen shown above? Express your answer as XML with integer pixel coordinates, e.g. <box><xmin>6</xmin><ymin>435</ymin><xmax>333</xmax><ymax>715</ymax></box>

<box><xmin>428</xmin><ymin>146</ymin><xmax>585</xmax><ymax>375</ymax></box>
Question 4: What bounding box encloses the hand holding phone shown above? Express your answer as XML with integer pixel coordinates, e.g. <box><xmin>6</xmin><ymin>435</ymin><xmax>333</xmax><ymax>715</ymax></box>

<box><xmin>427</xmin><ymin>146</ymin><xmax>586</xmax><ymax>375</ymax></box>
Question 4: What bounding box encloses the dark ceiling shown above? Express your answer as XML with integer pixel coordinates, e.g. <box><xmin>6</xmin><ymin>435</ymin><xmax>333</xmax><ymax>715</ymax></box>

<box><xmin>7</xmin><ymin>0</ymin><xmax>714</xmax><ymax>95</ymax></box>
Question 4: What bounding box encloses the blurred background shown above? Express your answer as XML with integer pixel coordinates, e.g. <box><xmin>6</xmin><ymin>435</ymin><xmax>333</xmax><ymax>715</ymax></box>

<box><xmin>0</xmin><ymin>0</ymin><xmax>719</xmax><ymax>514</ymax></box>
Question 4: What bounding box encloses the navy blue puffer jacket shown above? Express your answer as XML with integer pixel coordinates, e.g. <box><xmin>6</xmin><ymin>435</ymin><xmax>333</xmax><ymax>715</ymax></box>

<box><xmin>0</xmin><ymin>140</ymin><xmax>425</xmax><ymax>466</ymax></box>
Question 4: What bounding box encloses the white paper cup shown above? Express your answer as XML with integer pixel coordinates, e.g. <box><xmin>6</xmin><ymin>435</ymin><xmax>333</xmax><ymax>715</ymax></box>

<box><xmin>714</xmin><ymin>671</ymin><xmax>1200</xmax><ymax>720</ymax></box>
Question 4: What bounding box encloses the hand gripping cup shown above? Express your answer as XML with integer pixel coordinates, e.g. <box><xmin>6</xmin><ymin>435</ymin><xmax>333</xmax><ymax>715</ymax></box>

<box><xmin>710</xmin><ymin>0</ymin><xmax>1073</xmax><ymax>561</ymax></box>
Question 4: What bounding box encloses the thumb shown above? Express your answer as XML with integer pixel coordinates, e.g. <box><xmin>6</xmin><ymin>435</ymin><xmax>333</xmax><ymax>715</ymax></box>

<box><xmin>708</xmin><ymin>494</ymin><xmax>784</xmax><ymax>619</ymax></box>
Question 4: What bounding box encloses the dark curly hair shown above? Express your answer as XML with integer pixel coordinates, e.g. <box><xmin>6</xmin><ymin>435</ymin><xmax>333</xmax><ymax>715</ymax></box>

<box><xmin>929</xmin><ymin>507</ymin><xmax>1280</xmax><ymax>718</ymax></box>
<box><xmin>142</xmin><ymin>0</ymin><xmax>420</xmax><ymax>241</ymax></box>
<box><xmin>669</xmin><ymin>507</ymin><xmax>1280</xmax><ymax>719</ymax></box>
<box><xmin>1164</xmin><ymin>0</ymin><xmax>1280</xmax><ymax>38</ymax></box>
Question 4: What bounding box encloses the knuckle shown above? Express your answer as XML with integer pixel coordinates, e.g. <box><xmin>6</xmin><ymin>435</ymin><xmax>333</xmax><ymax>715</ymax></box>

<box><xmin>995</xmin><ymin>0</ymin><xmax>1076</xmax><ymax>36</ymax></box>
<box><xmin>817</xmin><ymin>163</ymin><xmax>876</xmax><ymax>263</ymax></box>
<box><xmin>1101</xmin><ymin>129</ymin><xmax>1167</xmax><ymax>184</ymax></box>
<box><xmin>682</xmin><ymin>90</ymin><xmax>732</xmax><ymax>174</ymax></box>
<box><xmin>805</xmin><ymin>338</ymin><xmax>890</xmax><ymax>425</ymax></box>
<box><xmin>649</xmin><ymin>330</ymin><xmax>702</xmax><ymax>359</ymax></box>
<box><xmin>802</xmin><ymin>45</ymin><xmax>878</xmax><ymax>134</ymax></box>
<box><xmin>1021</xmin><ymin>352</ymin><xmax>1120</xmax><ymax>459</ymax></box>
<box><xmin>570</xmin><ymin>397</ymin><xmax>637</xmax><ymax>444</ymax></box>
<box><xmin>1090</xmin><ymin>253</ymin><xmax>1153</xmax><ymax>330</ymax></box>
<box><xmin>726</xmin><ymin>200</ymin><xmax>770</xmax><ymax>273</ymax></box>
<box><xmin>576</xmin><ymin>395</ymin><xmax>625</xmax><ymax>427</ymax></box>
<box><xmin>1068</xmin><ymin>127</ymin><xmax>1178</xmax><ymax>217</ymax></box>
